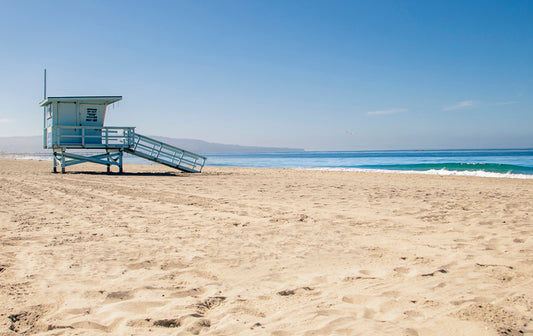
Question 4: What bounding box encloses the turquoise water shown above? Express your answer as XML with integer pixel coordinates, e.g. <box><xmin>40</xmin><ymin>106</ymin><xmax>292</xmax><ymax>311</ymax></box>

<box><xmin>205</xmin><ymin>149</ymin><xmax>533</xmax><ymax>178</ymax></box>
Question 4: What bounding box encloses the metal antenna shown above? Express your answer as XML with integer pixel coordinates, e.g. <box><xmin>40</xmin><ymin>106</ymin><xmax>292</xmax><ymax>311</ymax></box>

<box><xmin>43</xmin><ymin>69</ymin><xmax>47</xmax><ymax>99</ymax></box>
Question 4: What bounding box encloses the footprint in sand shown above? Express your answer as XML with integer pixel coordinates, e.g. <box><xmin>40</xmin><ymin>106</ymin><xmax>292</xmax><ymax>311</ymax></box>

<box><xmin>454</xmin><ymin>303</ymin><xmax>532</xmax><ymax>335</ymax></box>
<box><xmin>153</xmin><ymin>318</ymin><xmax>182</xmax><ymax>328</ymax></box>
<box><xmin>393</xmin><ymin>266</ymin><xmax>410</xmax><ymax>275</ymax></box>
<box><xmin>363</xmin><ymin>308</ymin><xmax>376</xmax><ymax>319</ymax></box>
<box><xmin>127</xmin><ymin>317</ymin><xmax>181</xmax><ymax>329</ymax></box>
<box><xmin>105</xmin><ymin>290</ymin><xmax>134</xmax><ymax>302</ymax></box>
<box><xmin>192</xmin><ymin>296</ymin><xmax>226</xmax><ymax>317</ymax></box>
<box><xmin>188</xmin><ymin>319</ymin><xmax>211</xmax><ymax>335</ymax></box>
<box><xmin>127</xmin><ymin>260</ymin><xmax>155</xmax><ymax>270</ymax></box>
<box><xmin>70</xmin><ymin>321</ymin><xmax>111</xmax><ymax>332</ymax></box>
<box><xmin>159</xmin><ymin>260</ymin><xmax>188</xmax><ymax>270</ymax></box>
<box><xmin>277</xmin><ymin>287</ymin><xmax>315</xmax><ymax>297</ymax></box>
<box><xmin>171</xmin><ymin>287</ymin><xmax>205</xmax><ymax>298</ymax></box>
<box><xmin>7</xmin><ymin>304</ymin><xmax>55</xmax><ymax>334</ymax></box>
<box><xmin>59</xmin><ymin>307</ymin><xmax>91</xmax><ymax>316</ymax></box>
<box><xmin>342</xmin><ymin>294</ymin><xmax>372</xmax><ymax>305</ymax></box>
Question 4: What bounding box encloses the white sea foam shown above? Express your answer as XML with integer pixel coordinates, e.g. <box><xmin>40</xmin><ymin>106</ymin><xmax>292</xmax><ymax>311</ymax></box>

<box><xmin>303</xmin><ymin>167</ymin><xmax>533</xmax><ymax>179</ymax></box>
<box><xmin>0</xmin><ymin>154</ymin><xmax>52</xmax><ymax>161</ymax></box>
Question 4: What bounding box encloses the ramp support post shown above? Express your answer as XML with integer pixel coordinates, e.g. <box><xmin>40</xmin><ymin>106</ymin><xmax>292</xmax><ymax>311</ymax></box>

<box><xmin>61</xmin><ymin>149</ymin><xmax>66</xmax><ymax>174</ymax></box>
<box><xmin>119</xmin><ymin>149</ymin><xmax>124</xmax><ymax>173</ymax></box>
<box><xmin>106</xmin><ymin>150</ymin><xmax>111</xmax><ymax>173</ymax></box>
<box><xmin>52</xmin><ymin>152</ymin><xmax>58</xmax><ymax>173</ymax></box>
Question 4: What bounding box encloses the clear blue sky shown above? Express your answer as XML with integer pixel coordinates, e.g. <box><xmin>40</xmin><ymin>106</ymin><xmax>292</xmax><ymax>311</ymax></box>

<box><xmin>1</xmin><ymin>0</ymin><xmax>532</xmax><ymax>150</ymax></box>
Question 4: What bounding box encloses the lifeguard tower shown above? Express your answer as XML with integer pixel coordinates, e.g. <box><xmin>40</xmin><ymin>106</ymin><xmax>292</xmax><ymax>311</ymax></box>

<box><xmin>40</xmin><ymin>96</ymin><xmax>206</xmax><ymax>173</ymax></box>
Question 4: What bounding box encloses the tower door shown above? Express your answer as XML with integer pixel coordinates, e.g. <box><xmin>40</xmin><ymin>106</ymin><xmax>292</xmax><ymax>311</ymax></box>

<box><xmin>57</xmin><ymin>102</ymin><xmax>77</xmax><ymax>126</ymax></box>
<box><xmin>57</xmin><ymin>102</ymin><xmax>80</xmax><ymax>145</ymax></box>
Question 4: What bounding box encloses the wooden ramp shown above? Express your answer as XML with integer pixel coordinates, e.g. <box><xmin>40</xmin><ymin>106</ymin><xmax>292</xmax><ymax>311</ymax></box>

<box><xmin>125</xmin><ymin>133</ymin><xmax>206</xmax><ymax>173</ymax></box>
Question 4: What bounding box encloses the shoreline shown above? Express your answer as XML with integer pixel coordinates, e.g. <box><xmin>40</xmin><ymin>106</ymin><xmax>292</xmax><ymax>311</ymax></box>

<box><xmin>303</xmin><ymin>167</ymin><xmax>533</xmax><ymax>179</ymax></box>
<box><xmin>2</xmin><ymin>155</ymin><xmax>533</xmax><ymax>179</ymax></box>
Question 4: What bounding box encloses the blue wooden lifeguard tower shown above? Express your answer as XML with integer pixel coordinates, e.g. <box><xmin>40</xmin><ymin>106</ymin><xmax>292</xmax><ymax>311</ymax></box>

<box><xmin>40</xmin><ymin>95</ymin><xmax>206</xmax><ymax>173</ymax></box>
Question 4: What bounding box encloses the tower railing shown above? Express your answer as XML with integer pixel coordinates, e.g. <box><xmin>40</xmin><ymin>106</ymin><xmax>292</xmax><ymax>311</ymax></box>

<box><xmin>46</xmin><ymin>126</ymin><xmax>136</xmax><ymax>149</ymax></box>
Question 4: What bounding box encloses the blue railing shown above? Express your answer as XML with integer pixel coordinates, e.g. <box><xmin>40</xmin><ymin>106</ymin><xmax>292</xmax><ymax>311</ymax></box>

<box><xmin>44</xmin><ymin>126</ymin><xmax>136</xmax><ymax>149</ymax></box>
<box><xmin>128</xmin><ymin>133</ymin><xmax>206</xmax><ymax>173</ymax></box>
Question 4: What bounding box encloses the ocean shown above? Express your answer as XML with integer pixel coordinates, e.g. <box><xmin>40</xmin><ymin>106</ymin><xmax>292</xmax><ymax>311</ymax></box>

<box><xmin>6</xmin><ymin>148</ymin><xmax>533</xmax><ymax>179</ymax></box>
<box><xmin>205</xmin><ymin>148</ymin><xmax>533</xmax><ymax>179</ymax></box>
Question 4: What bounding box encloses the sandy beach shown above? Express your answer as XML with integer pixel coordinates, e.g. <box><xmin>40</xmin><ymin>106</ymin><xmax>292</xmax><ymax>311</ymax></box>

<box><xmin>0</xmin><ymin>159</ymin><xmax>531</xmax><ymax>335</ymax></box>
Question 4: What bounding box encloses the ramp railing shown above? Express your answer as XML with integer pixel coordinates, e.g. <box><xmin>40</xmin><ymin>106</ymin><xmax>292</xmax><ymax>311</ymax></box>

<box><xmin>127</xmin><ymin>133</ymin><xmax>206</xmax><ymax>173</ymax></box>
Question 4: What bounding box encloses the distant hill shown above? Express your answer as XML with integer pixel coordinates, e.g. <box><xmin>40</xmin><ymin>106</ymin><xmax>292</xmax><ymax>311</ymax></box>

<box><xmin>0</xmin><ymin>135</ymin><xmax>304</xmax><ymax>154</ymax></box>
<box><xmin>151</xmin><ymin>136</ymin><xmax>303</xmax><ymax>154</ymax></box>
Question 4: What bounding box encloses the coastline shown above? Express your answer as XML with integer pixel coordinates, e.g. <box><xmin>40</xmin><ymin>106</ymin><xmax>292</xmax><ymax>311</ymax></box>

<box><xmin>1</xmin><ymin>159</ymin><xmax>532</xmax><ymax>335</ymax></box>
<box><xmin>304</xmin><ymin>167</ymin><xmax>533</xmax><ymax>179</ymax></box>
<box><xmin>2</xmin><ymin>151</ymin><xmax>533</xmax><ymax>179</ymax></box>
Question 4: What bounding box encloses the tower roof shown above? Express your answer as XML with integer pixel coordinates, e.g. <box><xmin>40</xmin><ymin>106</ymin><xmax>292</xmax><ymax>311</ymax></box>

<box><xmin>39</xmin><ymin>96</ymin><xmax>122</xmax><ymax>107</ymax></box>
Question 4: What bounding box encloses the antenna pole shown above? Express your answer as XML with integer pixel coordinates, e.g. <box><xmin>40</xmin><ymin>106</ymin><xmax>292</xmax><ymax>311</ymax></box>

<box><xmin>42</xmin><ymin>69</ymin><xmax>47</xmax><ymax>148</ymax></box>
<box><xmin>43</xmin><ymin>69</ymin><xmax>47</xmax><ymax>99</ymax></box>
